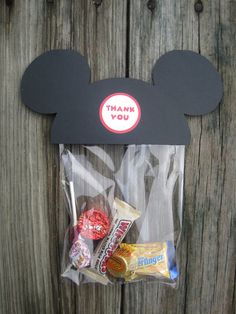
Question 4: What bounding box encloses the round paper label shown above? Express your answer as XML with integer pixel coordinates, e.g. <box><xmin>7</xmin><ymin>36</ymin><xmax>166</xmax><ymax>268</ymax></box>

<box><xmin>99</xmin><ymin>93</ymin><xmax>141</xmax><ymax>134</ymax></box>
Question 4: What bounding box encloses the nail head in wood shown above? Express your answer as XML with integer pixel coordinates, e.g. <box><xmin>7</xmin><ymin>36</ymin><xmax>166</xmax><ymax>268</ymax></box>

<box><xmin>147</xmin><ymin>0</ymin><xmax>156</xmax><ymax>11</ymax></box>
<box><xmin>93</xmin><ymin>0</ymin><xmax>102</xmax><ymax>7</ymax></box>
<box><xmin>6</xmin><ymin>0</ymin><xmax>14</xmax><ymax>6</ymax></box>
<box><xmin>194</xmin><ymin>1</ymin><xmax>204</xmax><ymax>13</ymax></box>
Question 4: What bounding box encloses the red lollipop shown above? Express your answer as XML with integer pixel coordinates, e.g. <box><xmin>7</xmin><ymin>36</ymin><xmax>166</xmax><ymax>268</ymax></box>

<box><xmin>77</xmin><ymin>209</ymin><xmax>110</xmax><ymax>240</ymax></box>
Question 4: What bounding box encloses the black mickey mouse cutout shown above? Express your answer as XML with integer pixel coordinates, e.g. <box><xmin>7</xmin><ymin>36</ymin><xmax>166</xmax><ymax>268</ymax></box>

<box><xmin>21</xmin><ymin>50</ymin><xmax>223</xmax><ymax>144</ymax></box>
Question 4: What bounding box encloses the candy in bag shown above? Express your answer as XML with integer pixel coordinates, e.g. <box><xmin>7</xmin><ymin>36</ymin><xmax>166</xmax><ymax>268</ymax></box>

<box><xmin>61</xmin><ymin>145</ymin><xmax>184</xmax><ymax>286</ymax></box>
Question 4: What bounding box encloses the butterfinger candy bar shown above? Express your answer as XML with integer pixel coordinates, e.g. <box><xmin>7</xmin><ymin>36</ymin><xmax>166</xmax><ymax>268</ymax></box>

<box><xmin>107</xmin><ymin>242</ymin><xmax>178</xmax><ymax>281</ymax></box>
<box><xmin>91</xmin><ymin>198</ymin><xmax>141</xmax><ymax>275</ymax></box>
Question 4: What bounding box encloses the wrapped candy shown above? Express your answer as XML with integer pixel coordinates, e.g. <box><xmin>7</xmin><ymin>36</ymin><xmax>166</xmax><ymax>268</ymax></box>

<box><xmin>78</xmin><ymin>208</ymin><xmax>110</xmax><ymax>240</ymax></box>
<box><xmin>69</xmin><ymin>235</ymin><xmax>91</xmax><ymax>269</ymax></box>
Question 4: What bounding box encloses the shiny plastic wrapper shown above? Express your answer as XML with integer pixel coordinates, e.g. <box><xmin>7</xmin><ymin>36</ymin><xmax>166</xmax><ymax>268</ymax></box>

<box><xmin>61</xmin><ymin>145</ymin><xmax>184</xmax><ymax>286</ymax></box>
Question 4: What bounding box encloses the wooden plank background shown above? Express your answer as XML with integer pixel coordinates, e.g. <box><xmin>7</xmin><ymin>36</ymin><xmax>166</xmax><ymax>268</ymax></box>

<box><xmin>0</xmin><ymin>0</ymin><xmax>235</xmax><ymax>313</ymax></box>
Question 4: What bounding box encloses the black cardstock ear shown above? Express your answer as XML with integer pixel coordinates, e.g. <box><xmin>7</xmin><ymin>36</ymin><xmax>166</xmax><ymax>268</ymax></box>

<box><xmin>21</xmin><ymin>50</ymin><xmax>90</xmax><ymax>114</ymax></box>
<box><xmin>152</xmin><ymin>50</ymin><xmax>223</xmax><ymax>115</ymax></box>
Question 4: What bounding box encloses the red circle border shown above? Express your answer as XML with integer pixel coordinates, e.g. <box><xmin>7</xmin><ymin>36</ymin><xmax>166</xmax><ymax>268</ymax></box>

<box><xmin>99</xmin><ymin>92</ymin><xmax>141</xmax><ymax>134</ymax></box>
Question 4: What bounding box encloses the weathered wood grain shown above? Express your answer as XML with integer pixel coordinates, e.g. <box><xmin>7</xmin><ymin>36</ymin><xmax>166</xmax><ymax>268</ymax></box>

<box><xmin>184</xmin><ymin>1</ymin><xmax>236</xmax><ymax>313</ymax></box>
<box><xmin>0</xmin><ymin>0</ymin><xmax>235</xmax><ymax>313</ymax></box>
<box><xmin>0</xmin><ymin>2</ymin><xmax>60</xmax><ymax>313</ymax></box>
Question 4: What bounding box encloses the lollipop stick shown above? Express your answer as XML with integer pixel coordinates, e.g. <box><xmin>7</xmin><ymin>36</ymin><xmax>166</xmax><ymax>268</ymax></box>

<box><xmin>60</xmin><ymin>144</ymin><xmax>78</xmax><ymax>229</ymax></box>
<box><xmin>69</xmin><ymin>181</ymin><xmax>77</xmax><ymax>227</ymax></box>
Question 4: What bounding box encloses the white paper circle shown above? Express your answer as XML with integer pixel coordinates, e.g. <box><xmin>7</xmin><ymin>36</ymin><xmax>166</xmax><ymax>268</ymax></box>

<box><xmin>99</xmin><ymin>93</ymin><xmax>141</xmax><ymax>134</ymax></box>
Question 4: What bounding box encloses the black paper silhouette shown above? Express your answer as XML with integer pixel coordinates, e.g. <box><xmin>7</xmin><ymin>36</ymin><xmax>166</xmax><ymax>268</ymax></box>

<box><xmin>21</xmin><ymin>50</ymin><xmax>223</xmax><ymax>144</ymax></box>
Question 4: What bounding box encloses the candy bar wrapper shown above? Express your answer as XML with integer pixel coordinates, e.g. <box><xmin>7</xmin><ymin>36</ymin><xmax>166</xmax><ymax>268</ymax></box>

<box><xmin>90</xmin><ymin>198</ymin><xmax>141</xmax><ymax>278</ymax></box>
<box><xmin>107</xmin><ymin>242</ymin><xmax>178</xmax><ymax>282</ymax></box>
<box><xmin>61</xmin><ymin>145</ymin><xmax>184</xmax><ymax>287</ymax></box>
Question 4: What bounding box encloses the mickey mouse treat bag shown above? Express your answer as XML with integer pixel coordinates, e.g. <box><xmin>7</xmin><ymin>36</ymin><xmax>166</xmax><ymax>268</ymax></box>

<box><xmin>21</xmin><ymin>50</ymin><xmax>223</xmax><ymax>286</ymax></box>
